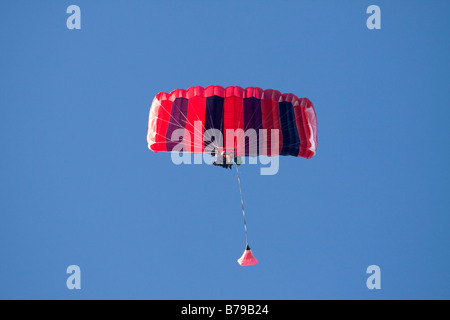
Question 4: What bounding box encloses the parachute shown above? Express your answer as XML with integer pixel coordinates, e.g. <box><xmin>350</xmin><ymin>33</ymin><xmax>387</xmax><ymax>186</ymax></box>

<box><xmin>147</xmin><ymin>86</ymin><xmax>318</xmax><ymax>266</ymax></box>
<box><xmin>147</xmin><ymin>86</ymin><xmax>317</xmax><ymax>158</ymax></box>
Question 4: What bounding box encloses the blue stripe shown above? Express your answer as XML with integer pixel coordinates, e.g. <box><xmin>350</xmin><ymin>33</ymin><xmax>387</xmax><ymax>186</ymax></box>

<box><xmin>279</xmin><ymin>101</ymin><xmax>300</xmax><ymax>156</ymax></box>
<box><xmin>204</xmin><ymin>95</ymin><xmax>224</xmax><ymax>152</ymax></box>
<box><xmin>166</xmin><ymin>98</ymin><xmax>189</xmax><ymax>152</ymax></box>
<box><xmin>243</xmin><ymin>97</ymin><xmax>262</xmax><ymax>156</ymax></box>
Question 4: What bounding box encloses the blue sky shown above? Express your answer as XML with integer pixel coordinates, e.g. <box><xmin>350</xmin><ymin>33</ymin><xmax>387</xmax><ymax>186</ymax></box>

<box><xmin>1</xmin><ymin>0</ymin><xmax>449</xmax><ymax>299</ymax></box>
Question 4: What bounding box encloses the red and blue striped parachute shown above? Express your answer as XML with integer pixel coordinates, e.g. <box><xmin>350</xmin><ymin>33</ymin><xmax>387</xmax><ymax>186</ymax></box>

<box><xmin>147</xmin><ymin>86</ymin><xmax>317</xmax><ymax>158</ymax></box>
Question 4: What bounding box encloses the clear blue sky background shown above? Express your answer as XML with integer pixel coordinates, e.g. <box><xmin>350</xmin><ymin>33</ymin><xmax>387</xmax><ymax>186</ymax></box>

<box><xmin>1</xmin><ymin>0</ymin><xmax>449</xmax><ymax>300</ymax></box>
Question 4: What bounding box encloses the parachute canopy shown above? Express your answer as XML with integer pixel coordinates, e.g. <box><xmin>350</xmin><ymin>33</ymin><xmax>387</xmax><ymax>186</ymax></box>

<box><xmin>147</xmin><ymin>86</ymin><xmax>317</xmax><ymax>158</ymax></box>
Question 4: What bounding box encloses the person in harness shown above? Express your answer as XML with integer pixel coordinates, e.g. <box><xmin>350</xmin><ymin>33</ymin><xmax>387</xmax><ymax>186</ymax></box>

<box><xmin>213</xmin><ymin>150</ymin><xmax>241</xmax><ymax>169</ymax></box>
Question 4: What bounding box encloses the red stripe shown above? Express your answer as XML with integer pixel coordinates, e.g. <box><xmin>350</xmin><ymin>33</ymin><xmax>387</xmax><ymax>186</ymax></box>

<box><xmin>304</xmin><ymin>98</ymin><xmax>318</xmax><ymax>156</ymax></box>
<box><xmin>292</xmin><ymin>97</ymin><xmax>307</xmax><ymax>158</ymax></box>
<box><xmin>147</xmin><ymin>93</ymin><xmax>162</xmax><ymax>151</ymax></box>
<box><xmin>262</xmin><ymin>89</ymin><xmax>282</xmax><ymax>156</ymax></box>
<box><xmin>261</xmin><ymin>90</ymin><xmax>279</xmax><ymax>156</ymax></box>
<box><xmin>185</xmin><ymin>86</ymin><xmax>206</xmax><ymax>153</ymax></box>
<box><xmin>224</xmin><ymin>86</ymin><xmax>244</xmax><ymax>153</ymax></box>
<box><xmin>301</xmin><ymin>98</ymin><xmax>316</xmax><ymax>158</ymax></box>
<box><xmin>148</xmin><ymin>92</ymin><xmax>173</xmax><ymax>152</ymax></box>
<box><xmin>205</xmin><ymin>85</ymin><xmax>225</xmax><ymax>98</ymax></box>
<box><xmin>294</xmin><ymin>98</ymin><xmax>312</xmax><ymax>158</ymax></box>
